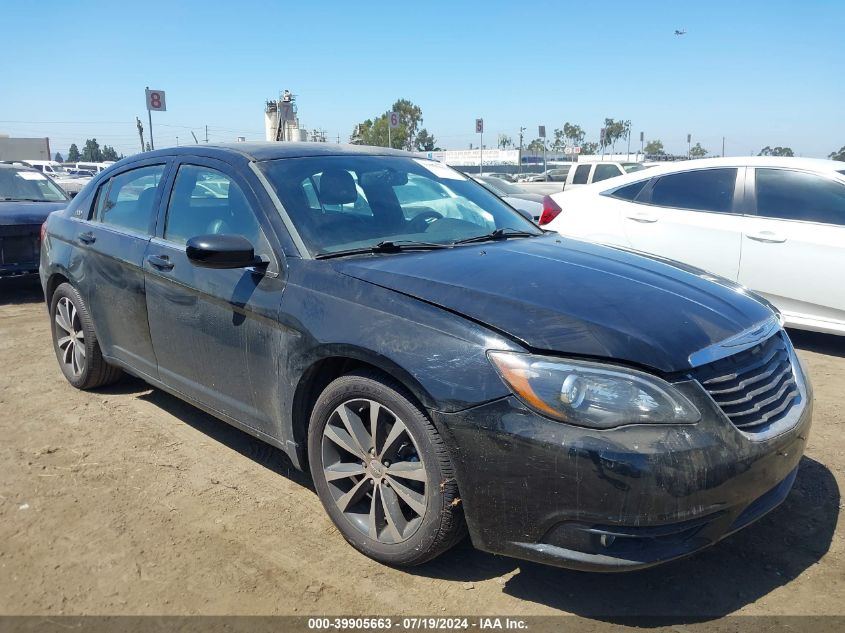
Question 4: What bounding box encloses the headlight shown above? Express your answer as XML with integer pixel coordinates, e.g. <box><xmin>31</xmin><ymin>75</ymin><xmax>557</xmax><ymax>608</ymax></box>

<box><xmin>488</xmin><ymin>351</ymin><xmax>700</xmax><ymax>429</ymax></box>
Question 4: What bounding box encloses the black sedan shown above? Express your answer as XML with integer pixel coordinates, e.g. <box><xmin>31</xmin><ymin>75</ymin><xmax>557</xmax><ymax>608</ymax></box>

<box><xmin>1</xmin><ymin>163</ymin><xmax>68</xmax><ymax>278</ymax></box>
<box><xmin>40</xmin><ymin>143</ymin><xmax>811</xmax><ymax>571</ymax></box>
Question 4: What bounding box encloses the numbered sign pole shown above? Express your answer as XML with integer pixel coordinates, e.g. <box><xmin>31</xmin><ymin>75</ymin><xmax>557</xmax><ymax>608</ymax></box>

<box><xmin>145</xmin><ymin>87</ymin><xmax>167</xmax><ymax>151</ymax></box>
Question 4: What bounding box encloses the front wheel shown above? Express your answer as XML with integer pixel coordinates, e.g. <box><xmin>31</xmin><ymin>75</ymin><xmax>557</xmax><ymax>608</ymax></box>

<box><xmin>308</xmin><ymin>370</ymin><xmax>466</xmax><ymax>566</ymax></box>
<box><xmin>50</xmin><ymin>283</ymin><xmax>122</xmax><ymax>390</ymax></box>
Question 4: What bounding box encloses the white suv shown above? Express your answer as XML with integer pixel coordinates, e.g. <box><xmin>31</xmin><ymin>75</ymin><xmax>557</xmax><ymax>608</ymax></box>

<box><xmin>543</xmin><ymin>156</ymin><xmax>845</xmax><ymax>335</ymax></box>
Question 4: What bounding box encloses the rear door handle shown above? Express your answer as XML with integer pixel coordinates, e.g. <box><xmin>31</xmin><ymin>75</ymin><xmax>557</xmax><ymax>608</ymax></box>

<box><xmin>625</xmin><ymin>212</ymin><xmax>658</xmax><ymax>223</ymax></box>
<box><xmin>78</xmin><ymin>231</ymin><xmax>96</xmax><ymax>244</ymax></box>
<box><xmin>745</xmin><ymin>231</ymin><xmax>786</xmax><ymax>244</ymax></box>
<box><xmin>147</xmin><ymin>254</ymin><xmax>175</xmax><ymax>271</ymax></box>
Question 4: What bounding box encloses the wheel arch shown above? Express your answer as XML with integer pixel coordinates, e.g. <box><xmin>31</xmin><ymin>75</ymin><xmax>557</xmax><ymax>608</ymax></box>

<box><xmin>288</xmin><ymin>345</ymin><xmax>439</xmax><ymax>471</ymax></box>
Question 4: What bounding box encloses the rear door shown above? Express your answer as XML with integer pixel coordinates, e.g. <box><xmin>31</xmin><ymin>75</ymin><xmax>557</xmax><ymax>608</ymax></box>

<box><xmin>738</xmin><ymin>167</ymin><xmax>845</xmax><ymax>331</ymax></box>
<box><xmin>621</xmin><ymin>167</ymin><xmax>744</xmax><ymax>280</ymax></box>
<box><xmin>82</xmin><ymin>160</ymin><xmax>169</xmax><ymax>377</ymax></box>
<box><xmin>143</xmin><ymin>157</ymin><xmax>286</xmax><ymax>435</ymax></box>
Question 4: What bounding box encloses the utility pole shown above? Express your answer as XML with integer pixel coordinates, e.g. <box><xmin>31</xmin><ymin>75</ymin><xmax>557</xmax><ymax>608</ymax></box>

<box><xmin>687</xmin><ymin>133</ymin><xmax>692</xmax><ymax>159</ymax></box>
<box><xmin>518</xmin><ymin>126</ymin><xmax>525</xmax><ymax>176</ymax></box>
<box><xmin>722</xmin><ymin>136</ymin><xmax>726</xmax><ymax>157</ymax></box>
<box><xmin>205</xmin><ymin>125</ymin><xmax>208</xmax><ymax>143</ymax></box>
<box><xmin>640</xmin><ymin>131</ymin><xmax>644</xmax><ymax>160</ymax></box>
<box><xmin>135</xmin><ymin>117</ymin><xmax>145</xmax><ymax>153</ymax></box>
<box><xmin>191</xmin><ymin>131</ymin><xmax>199</xmax><ymax>144</ymax></box>
<box><xmin>176</xmin><ymin>136</ymin><xmax>179</xmax><ymax>147</ymax></box>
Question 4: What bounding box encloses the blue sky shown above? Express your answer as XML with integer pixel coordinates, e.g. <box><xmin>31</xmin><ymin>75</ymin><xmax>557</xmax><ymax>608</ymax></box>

<box><xmin>2</xmin><ymin>0</ymin><xmax>843</xmax><ymax>158</ymax></box>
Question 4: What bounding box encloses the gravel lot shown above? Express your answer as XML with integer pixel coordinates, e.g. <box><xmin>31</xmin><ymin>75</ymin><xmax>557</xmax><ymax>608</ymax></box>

<box><xmin>1</xmin><ymin>276</ymin><xmax>842</xmax><ymax>621</ymax></box>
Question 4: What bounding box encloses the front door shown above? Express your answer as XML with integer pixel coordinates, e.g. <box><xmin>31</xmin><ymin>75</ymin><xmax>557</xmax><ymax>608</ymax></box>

<box><xmin>143</xmin><ymin>159</ymin><xmax>286</xmax><ymax>435</ymax></box>
<box><xmin>621</xmin><ymin>167</ymin><xmax>744</xmax><ymax>280</ymax></box>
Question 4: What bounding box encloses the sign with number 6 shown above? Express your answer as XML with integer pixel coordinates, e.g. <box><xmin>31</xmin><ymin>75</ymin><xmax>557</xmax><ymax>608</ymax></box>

<box><xmin>389</xmin><ymin>112</ymin><xmax>399</xmax><ymax>129</ymax></box>
<box><xmin>145</xmin><ymin>88</ymin><xmax>167</xmax><ymax>112</ymax></box>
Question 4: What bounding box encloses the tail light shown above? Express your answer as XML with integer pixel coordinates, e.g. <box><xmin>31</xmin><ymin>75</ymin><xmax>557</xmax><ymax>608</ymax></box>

<box><xmin>539</xmin><ymin>195</ymin><xmax>562</xmax><ymax>226</ymax></box>
<box><xmin>40</xmin><ymin>221</ymin><xmax>48</xmax><ymax>242</ymax></box>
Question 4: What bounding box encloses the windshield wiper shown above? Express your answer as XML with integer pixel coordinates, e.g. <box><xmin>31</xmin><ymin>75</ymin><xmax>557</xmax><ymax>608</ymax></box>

<box><xmin>453</xmin><ymin>227</ymin><xmax>539</xmax><ymax>245</ymax></box>
<box><xmin>1</xmin><ymin>197</ymin><xmax>48</xmax><ymax>202</ymax></box>
<box><xmin>315</xmin><ymin>240</ymin><xmax>452</xmax><ymax>259</ymax></box>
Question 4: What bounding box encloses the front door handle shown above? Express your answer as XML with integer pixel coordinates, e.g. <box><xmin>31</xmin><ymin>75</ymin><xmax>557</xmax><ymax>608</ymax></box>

<box><xmin>625</xmin><ymin>212</ymin><xmax>658</xmax><ymax>223</ymax></box>
<box><xmin>147</xmin><ymin>254</ymin><xmax>175</xmax><ymax>271</ymax></box>
<box><xmin>78</xmin><ymin>231</ymin><xmax>96</xmax><ymax>244</ymax></box>
<box><xmin>745</xmin><ymin>231</ymin><xmax>786</xmax><ymax>244</ymax></box>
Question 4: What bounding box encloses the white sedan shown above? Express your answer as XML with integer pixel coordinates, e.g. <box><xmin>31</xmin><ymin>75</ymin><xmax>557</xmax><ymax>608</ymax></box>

<box><xmin>542</xmin><ymin>156</ymin><xmax>845</xmax><ymax>335</ymax></box>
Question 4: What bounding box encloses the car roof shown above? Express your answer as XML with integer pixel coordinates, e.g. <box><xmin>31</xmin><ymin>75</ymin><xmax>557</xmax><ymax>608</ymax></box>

<box><xmin>133</xmin><ymin>142</ymin><xmax>414</xmax><ymax>164</ymax></box>
<box><xmin>560</xmin><ymin>156</ymin><xmax>845</xmax><ymax>196</ymax></box>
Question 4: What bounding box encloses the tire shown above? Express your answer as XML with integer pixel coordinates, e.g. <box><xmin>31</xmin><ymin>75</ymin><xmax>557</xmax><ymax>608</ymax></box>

<box><xmin>308</xmin><ymin>369</ymin><xmax>466</xmax><ymax>566</ymax></box>
<box><xmin>49</xmin><ymin>282</ymin><xmax>122</xmax><ymax>390</ymax></box>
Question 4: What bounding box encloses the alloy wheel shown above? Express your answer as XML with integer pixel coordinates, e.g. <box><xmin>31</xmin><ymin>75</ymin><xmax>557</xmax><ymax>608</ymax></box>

<box><xmin>320</xmin><ymin>398</ymin><xmax>428</xmax><ymax>544</ymax></box>
<box><xmin>54</xmin><ymin>296</ymin><xmax>86</xmax><ymax>377</ymax></box>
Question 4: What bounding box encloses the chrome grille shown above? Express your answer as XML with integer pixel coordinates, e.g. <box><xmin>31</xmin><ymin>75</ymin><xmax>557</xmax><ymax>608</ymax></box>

<box><xmin>692</xmin><ymin>333</ymin><xmax>801</xmax><ymax>432</ymax></box>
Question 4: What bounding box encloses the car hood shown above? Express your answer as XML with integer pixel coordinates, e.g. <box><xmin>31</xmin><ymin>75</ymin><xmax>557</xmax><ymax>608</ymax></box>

<box><xmin>0</xmin><ymin>201</ymin><xmax>66</xmax><ymax>225</ymax></box>
<box><xmin>334</xmin><ymin>235</ymin><xmax>774</xmax><ymax>373</ymax></box>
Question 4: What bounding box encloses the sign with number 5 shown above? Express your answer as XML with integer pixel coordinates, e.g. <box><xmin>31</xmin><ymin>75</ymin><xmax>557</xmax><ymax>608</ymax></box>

<box><xmin>145</xmin><ymin>88</ymin><xmax>167</xmax><ymax>112</ymax></box>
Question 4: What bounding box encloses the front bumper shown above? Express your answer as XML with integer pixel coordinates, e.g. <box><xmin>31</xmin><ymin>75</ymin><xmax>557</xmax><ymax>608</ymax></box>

<box><xmin>433</xmin><ymin>381</ymin><xmax>812</xmax><ymax>572</ymax></box>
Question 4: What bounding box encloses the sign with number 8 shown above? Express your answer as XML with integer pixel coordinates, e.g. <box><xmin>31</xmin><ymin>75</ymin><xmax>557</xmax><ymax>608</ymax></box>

<box><xmin>145</xmin><ymin>88</ymin><xmax>167</xmax><ymax>112</ymax></box>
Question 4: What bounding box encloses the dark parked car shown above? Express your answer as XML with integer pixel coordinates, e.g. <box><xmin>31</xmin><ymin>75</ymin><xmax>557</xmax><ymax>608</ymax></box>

<box><xmin>1</xmin><ymin>163</ymin><xmax>68</xmax><ymax>278</ymax></box>
<box><xmin>40</xmin><ymin>144</ymin><xmax>812</xmax><ymax>571</ymax></box>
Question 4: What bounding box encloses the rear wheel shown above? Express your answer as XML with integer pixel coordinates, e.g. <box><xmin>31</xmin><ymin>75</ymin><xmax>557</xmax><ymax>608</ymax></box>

<box><xmin>50</xmin><ymin>283</ymin><xmax>122</xmax><ymax>389</ymax></box>
<box><xmin>308</xmin><ymin>370</ymin><xmax>466</xmax><ymax>566</ymax></box>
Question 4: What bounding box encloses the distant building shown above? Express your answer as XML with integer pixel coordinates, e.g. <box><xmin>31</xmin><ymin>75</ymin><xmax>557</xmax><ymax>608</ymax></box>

<box><xmin>264</xmin><ymin>90</ymin><xmax>308</xmax><ymax>142</ymax></box>
<box><xmin>0</xmin><ymin>135</ymin><xmax>51</xmax><ymax>161</ymax></box>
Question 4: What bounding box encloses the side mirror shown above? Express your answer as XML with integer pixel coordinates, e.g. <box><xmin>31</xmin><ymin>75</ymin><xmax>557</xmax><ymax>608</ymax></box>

<box><xmin>186</xmin><ymin>234</ymin><xmax>258</xmax><ymax>269</ymax></box>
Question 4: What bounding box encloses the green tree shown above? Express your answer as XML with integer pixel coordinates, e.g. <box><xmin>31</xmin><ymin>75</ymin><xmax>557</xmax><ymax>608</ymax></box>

<box><xmin>54</xmin><ymin>152</ymin><xmax>64</xmax><ymax>163</ymax></box>
<box><xmin>758</xmin><ymin>146</ymin><xmax>794</xmax><ymax>157</ymax></box>
<box><xmin>829</xmin><ymin>146</ymin><xmax>845</xmax><ymax>161</ymax></box>
<box><xmin>415</xmin><ymin>129</ymin><xmax>439</xmax><ymax>152</ymax></box>
<box><xmin>579</xmin><ymin>142</ymin><xmax>599</xmax><ymax>155</ymax></box>
<box><xmin>600</xmin><ymin>118</ymin><xmax>631</xmax><ymax>153</ymax></box>
<box><xmin>689</xmin><ymin>142</ymin><xmax>708</xmax><ymax>158</ymax></box>
<box><xmin>350</xmin><ymin>99</ymin><xmax>427</xmax><ymax>150</ymax></box>
<box><xmin>145</xmin><ymin>142</ymin><xmax>151</xmax><ymax>152</ymax></box>
<box><xmin>563</xmin><ymin>122</ymin><xmax>586</xmax><ymax>146</ymax></box>
<box><xmin>67</xmin><ymin>144</ymin><xmax>80</xmax><ymax>162</ymax></box>
<box><xmin>644</xmin><ymin>139</ymin><xmax>665</xmax><ymax>155</ymax></box>
<box><xmin>497</xmin><ymin>133</ymin><xmax>513</xmax><ymax>150</ymax></box>
<box><xmin>101</xmin><ymin>145</ymin><xmax>121</xmax><ymax>161</ymax></box>
<box><xmin>550</xmin><ymin>128</ymin><xmax>566</xmax><ymax>152</ymax></box>
<box><xmin>81</xmin><ymin>138</ymin><xmax>103</xmax><ymax>162</ymax></box>
<box><xmin>526</xmin><ymin>138</ymin><xmax>545</xmax><ymax>152</ymax></box>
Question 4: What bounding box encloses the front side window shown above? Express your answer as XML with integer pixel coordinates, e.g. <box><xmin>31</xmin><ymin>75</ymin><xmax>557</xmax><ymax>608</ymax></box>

<box><xmin>593</xmin><ymin>164</ymin><xmax>623</xmax><ymax>183</ymax></box>
<box><xmin>572</xmin><ymin>165</ymin><xmax>591</xmax><ymax>184</ymax></box>
<box><xmin>95</xmin><ymin>164</ymin><xmax>165</xmax><ymax>233</ymax></box>
<box><xmin>165</xmin><ymin>165</ymin><xmax>263</xmax><ymax>245</ymax></box>
<box><xmin>755</xmin><ymin>169</ymin><xmax>845</xmax><ymax>226</ymax></box>
<box><xmin>258</xmin><ymin>156</ymin><xmax>541</xmax><ymax>255</ymax></box>
<box><xmin>649</xmin><ymin>168</ymin><xmax>737</xmax><ymax>213</ymax></box>
<box><xmin>0</xmin><ymin>168</ymin><xmax>68</xmax><ymax>202</ymax></box>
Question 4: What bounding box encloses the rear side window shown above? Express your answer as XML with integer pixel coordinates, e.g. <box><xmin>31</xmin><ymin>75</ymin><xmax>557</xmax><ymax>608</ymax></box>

<box><xmin>593</xmin><ymin>164</ymin><xmax>623</xmax><ymax>183</ymax></box>
<box><xmin>572</xmin><ymin>165</ymin><xmax>591</xmax><ymax>184</ymax></box>
<box><xmin>609</xmin><ymin>180</ymin><xmax>649</xmax><ymax>201</ymax></box>
<box><xmin>165</xmin><ymin>165</ymin><xmax>263</xmax><ymax>245</ymax></box>
<box><xmin>649</xmin><ymin>168</ymin><xmax>737</xmax><ymax>213</ymax></box>
<box><xmin>756</xmin><ymin>169</ymin><xmax>845</xmax><ymax>226</ymax></box>
<box><xmin>95</xmin><ymin>164</ymin><xmax>165</xmax><ymax>234</ymax></box>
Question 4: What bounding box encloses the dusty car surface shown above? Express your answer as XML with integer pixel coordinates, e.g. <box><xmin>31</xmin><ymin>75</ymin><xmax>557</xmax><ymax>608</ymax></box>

<box><xmin>40</xmin><ymin>143</ymin><xmax>811</xmax><ymax>571</ymax></box>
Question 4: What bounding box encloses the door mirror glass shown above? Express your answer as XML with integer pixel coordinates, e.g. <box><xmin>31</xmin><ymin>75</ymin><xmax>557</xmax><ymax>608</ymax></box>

<box><xmin>186</xmin><ymin>234</ymin><xmax>257</xmax><ymax>269</ymax></box>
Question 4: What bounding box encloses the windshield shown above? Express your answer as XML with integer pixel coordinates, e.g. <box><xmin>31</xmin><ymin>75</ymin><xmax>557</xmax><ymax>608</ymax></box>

<box><xmin>478</xmin><ymin>177</ymin><xmax>526</xmax><ymax>195</ymax></box>
<box><xmin>0</xmin><ymin>168</ymin><xmax>69</xmax><ymax>202</ymax></box>
<box><xmin>622</xmin><ymin>163</ymin><xmax>647</xmax><ymax>173</ymax></box>
<box><xmin>259</xmin><ymin>155</ymin><xmax>542</xmax><ymax>256</ymax></box>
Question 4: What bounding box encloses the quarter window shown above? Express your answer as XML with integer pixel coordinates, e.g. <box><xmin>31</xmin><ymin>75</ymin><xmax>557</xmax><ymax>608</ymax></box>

<box><xmin>610</xmin><ymin>180</ymin><xmax>648</xmax><ymax>201</ymax></box>
<box><xmin>755</xmin><ymin>169</ymin><xmax>845</xmax><ymax>226</ymax></box>
<box><xmin>572</xmin><ymin>165</ymin><xmax>591</xmax><ymax>185</ymax></box>
<box><xmin>165</xmin><ymin>165</ymin><xmax>263</xmax><ymax>245</ymax></box>
<box><xmin>95</xmin><ymin>164</ymin><xmax>165</xmax><ymax>233</ymax></box>
<box><xmin>649</xmin><ymin>168</ymin><xmax>737</xmax><ymax>213</ymax></box>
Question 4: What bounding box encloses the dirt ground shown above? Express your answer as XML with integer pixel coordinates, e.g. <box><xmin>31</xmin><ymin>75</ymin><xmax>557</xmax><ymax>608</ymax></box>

<box><xmin>1</xmin><ymin>276</ymin><xmax>843</xmax><ymax>622</ymax></box>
